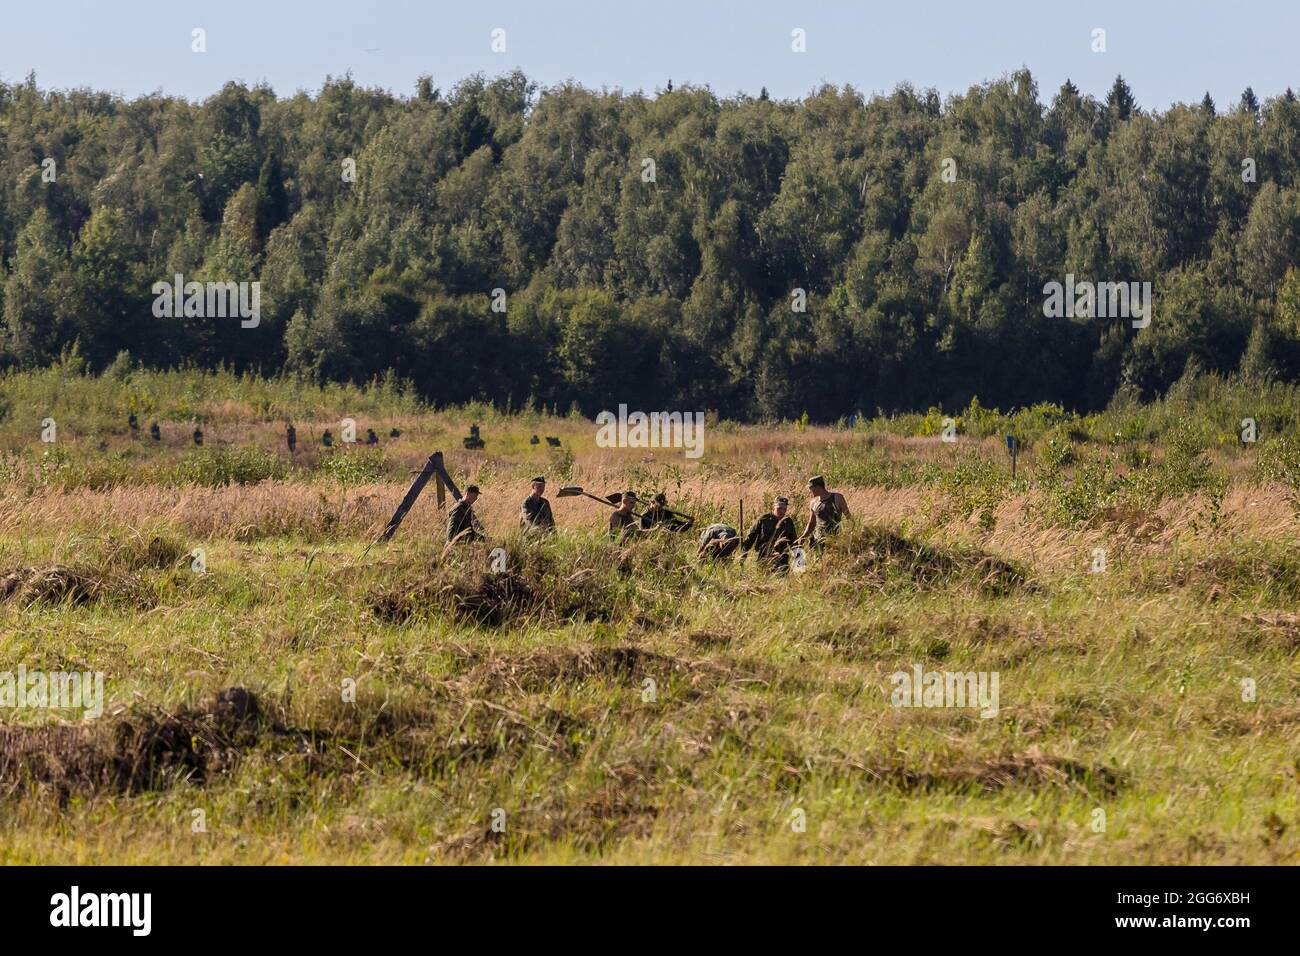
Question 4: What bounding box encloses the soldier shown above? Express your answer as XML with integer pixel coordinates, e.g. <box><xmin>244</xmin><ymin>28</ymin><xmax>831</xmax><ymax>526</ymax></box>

<box><xmin>608</xmin><ymin>491</ymin><xmax>639</xmax><ymax>540</ymax></box>
<box><xmin>640</xmin><ymin>492</ymin><xmax>694</xmax><ymax>533</ymax></box>
<box><xmin>697</xmin><ymin>522</ymin><xmax>741</xmax><ymax>561</ymax></box>
<box><xmin>447</xmin><ymin>485</ymin><xmax>485</xmax><ymax>544</ymax></box>
<box><xmin>520</xmin><ymin>476</ymin><xmax>556</xmax><ymax>534</ymax></box>
<box><xmin>801</xmin><ymin>475</ymin><xmax>850</xmax><ymax>547</ymax></box>
<box><xmin>742</xmin><ymin>496</ymin><xmax>798</xmax><ymax>572</ymax></box>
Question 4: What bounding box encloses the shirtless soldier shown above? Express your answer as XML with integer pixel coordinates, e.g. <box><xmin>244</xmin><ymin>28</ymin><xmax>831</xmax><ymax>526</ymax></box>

<box><xmin>608</xmin><ymin>491</ymin><xmax>639</xmax><ymax>540</ymax></box>
<box><xmin>801</xmin><ymin>475</ymin><xmax>850</xmax><ymax>547</ymax></box>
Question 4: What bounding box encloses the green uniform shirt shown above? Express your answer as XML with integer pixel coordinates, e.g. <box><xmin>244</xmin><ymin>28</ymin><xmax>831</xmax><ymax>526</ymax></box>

<box><xmin>641</xmin><ymin>505</ymin><xmax>693</xmax><ymax>532</ymax></box>
<box><xmin>520</xmin><ymin>495</ymin><xmax>555</xmax><ymax>533</ymax></box>
<box><xmin>447</xmin><ymin>499</ymin><xmax>484</xmax><ymax>543</ymax></box>
<box><xmin>743</xmin><ymin>513</ymin><xmax>797</xmax><ymax>559</ymax></box>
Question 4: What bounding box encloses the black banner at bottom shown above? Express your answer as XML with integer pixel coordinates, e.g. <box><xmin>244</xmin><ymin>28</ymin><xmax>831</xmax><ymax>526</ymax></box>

<box><xmin>0</xmin><ymin>865</ymin><xmax>1284</xmax><ymax>941</ymax></box>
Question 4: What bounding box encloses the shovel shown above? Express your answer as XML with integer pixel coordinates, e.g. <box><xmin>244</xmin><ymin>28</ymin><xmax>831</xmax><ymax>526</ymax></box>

<box><xmin>557</xmin><ymin>484</ymin><xmax>618</xmax><ymax>506</ymax></box>
<box><xmin>558</xmin><ymin>485</ymin><xmax>648</xmax><ymax>519</ymax></box>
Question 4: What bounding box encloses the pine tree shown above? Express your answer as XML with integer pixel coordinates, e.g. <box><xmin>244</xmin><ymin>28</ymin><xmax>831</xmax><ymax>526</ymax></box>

<box><xmin>1239</xmin><ymin>86</ymin><xmax>1260</xmax><ymax>117</ymax></box>
<box><xmin>1106</xmin><ymin>75</ymin><xmax>1136</xmax><ymax>123</ymax></box>
<box><xmin>1239</xmin><ymin>318</ymin><xmax>1277</xmax><ymax>381</ymax></box>
<box><xmin>1200</xmin><ymin>92</ymin><xmax>1216</xmax><ymax>116</ymax></box>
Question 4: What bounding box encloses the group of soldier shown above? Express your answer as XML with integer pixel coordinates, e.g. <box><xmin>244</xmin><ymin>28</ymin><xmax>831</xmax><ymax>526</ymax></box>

<box><xmin>445</xmin><ymin>474</ymin><xmax>849</xmax><ymax>573</ymax></box>
<box><xmin>694</xmin><ymin>475</ymin><xmax>849</xmax><ymax>572</ymax></box>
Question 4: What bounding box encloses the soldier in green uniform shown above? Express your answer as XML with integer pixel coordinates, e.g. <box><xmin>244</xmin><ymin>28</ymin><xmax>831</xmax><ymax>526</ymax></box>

<box><xmin>640</xmin><ymin>492</ymin><xmax>694</xmax><ymax>533</ymax></box>
<box><xmin>447</xmin><ymin>485</ymin><xmax>485</xmax><ymax>543</ymax></box>
<box><xmin>801</xmin><ymin>475</ymin><xmax>850</xmax><ymax>547</ymax></box>
<box><xmin>520</xmin><ymin>476</ymin><xmax>556</xmax><ymax>535</ymax></box>
<box><xmin>741</xmin><ymin>496</ymin><xmax>798</xmax><ymax>572</ymax></box>
<box><xmin>608</xmin><ymin>491</ymin><xmax>639</xmax><ymax>540</ymax></box>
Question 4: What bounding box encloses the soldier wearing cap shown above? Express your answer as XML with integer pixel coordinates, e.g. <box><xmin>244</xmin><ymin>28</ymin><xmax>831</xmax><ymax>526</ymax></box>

<box><xmin>801</xmin><ymin>475</ymin><xmax>849</xmax><ymax>547</ymax></box>
<box><xmin>640</xmin><ymin>492</ymin><xmax>694</xmax><ymax>533</ymax></box>
<box><xmin>742</xmin><ymin>495</ymin><xmax>799</xmax><ymax>572</ymax></box>
<box><xmin>608</xmin><ymin>491</ymin><xmax>639</xmax><ymax>540</ymax></box>
<box><xmin>520</xmin><ymin>476</ymin><xmax>556</xmax><ymax>534</ymax></box>
<box><xmin>448</xmin><ymin>485</ymin><xmax>485</xmax><ymax>543</ymax></box>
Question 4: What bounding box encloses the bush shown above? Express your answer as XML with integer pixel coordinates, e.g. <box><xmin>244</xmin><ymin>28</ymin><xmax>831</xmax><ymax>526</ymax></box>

<box><xmin>315</xmin><ymin>448</ymin><xmax>393</xmax><ymax>485</ymax></box>
<box><xmin>1035</xmin><ymin>427</ymin><xmax>1077</xmax><ymax>472</ymax></box>
<box><xmin>169</xmin><ymin>448</ymin><xmax>289</xmax><ymax>486</ymax></box>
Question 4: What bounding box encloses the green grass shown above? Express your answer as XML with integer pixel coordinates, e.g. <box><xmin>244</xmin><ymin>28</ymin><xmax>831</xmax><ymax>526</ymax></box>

<box><xmin>0</xmin><ymin>368</ymin><xmax>1297</xmax><ymax>863</ymax></box>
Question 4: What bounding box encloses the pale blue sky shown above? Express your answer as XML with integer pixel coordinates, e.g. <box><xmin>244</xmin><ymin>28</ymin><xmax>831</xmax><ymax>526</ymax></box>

<box><xmin>1</xmin><ymin>0</ymin><xmax>1295</xmax><ymax>108</ymax></box>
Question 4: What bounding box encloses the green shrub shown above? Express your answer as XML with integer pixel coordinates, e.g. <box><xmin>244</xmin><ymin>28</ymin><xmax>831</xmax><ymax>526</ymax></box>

<box><xmin>169</xmin><ymin>447</ymin><xmax>289</xmax><ymax>486</ymax></box>
<box><xmin>315</xmin><ymin>448</ymin><xmax>392</xmax><ymax>485</ymax></box>
<box><xmin>1035</xmin><ymin>427</ymin><xmax>1077</xmax><ymax>472</ymax></box>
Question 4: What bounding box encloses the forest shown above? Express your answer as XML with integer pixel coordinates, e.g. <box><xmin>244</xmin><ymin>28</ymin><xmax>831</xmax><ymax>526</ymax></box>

<box><xmin>2</xmin><ymin>68</ymin><xmax>1299</xmax><ymax>421</ymax></box>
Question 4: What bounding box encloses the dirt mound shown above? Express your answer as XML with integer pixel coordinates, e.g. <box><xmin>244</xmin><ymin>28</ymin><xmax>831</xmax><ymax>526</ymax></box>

<box><xmin>1240</xmin><ymin>611</ymin><xmax>1300</xmax><ymax>650</ymax></box>
<box><xmin>369</xmin><ymin>549</ymin><xmax>626</xmax><ymax>627</ymax></box>
<box><xmin>432</xmin><ymin>791</ymin><xmax>658</xmax><ymax>862</ymax></box>
<box><xmin>686</xmin><ymin>629</ymin><xmax>732</xmax><ymax>648</ymax></box>
<box><xmin>826</xmin><ymin>526</ymin><xmax>1029</xmax><ymax>596</ymax></box>
<box><xmin>457</xmin><ymin>645</ymin><xmax>721</xmax><ymax>693</ymax></box>
<box><xmin>1156</xmin><ymin>550</ymin><xmax>1300</xmax><ymax>601</ymax></box>
<box><xmin>372</xmin><ymin>567</ymin><xmax>543</xmax><ymax>626</ymax></box>
<box><xmin>0</xmin><ymin>564</ymin><xmax>149</xmax><ymax>607</ymax></box>
<box><xmin>1</xmin><ymin>685</ymin><xmax>596</xmax><ymax>804</ymax></box>
<box><xmin>0</xmin><ymin>687</ymin><xmax>263</xmax><ymax>801</ymax></box>
<box><xmin>863</xmin><ymin>746</ymin><xmax>1123</xmax><ymax>798</ymax></box>
<box><xmin>451</xmin><ymin>568</ymin><xmax>544</xmax><ymax>626</ymax></box>
<box><xmin>102</xmin><ymin>533</ymin><xmax>189</xmax><ymax>572</ymax></box>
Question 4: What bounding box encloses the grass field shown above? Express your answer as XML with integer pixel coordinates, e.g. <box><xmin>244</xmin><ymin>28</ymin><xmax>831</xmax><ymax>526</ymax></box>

<box><xmin>1</xmin><ymin>364</ymin><xmax>1298</xmax><ymax>864</ymax></box>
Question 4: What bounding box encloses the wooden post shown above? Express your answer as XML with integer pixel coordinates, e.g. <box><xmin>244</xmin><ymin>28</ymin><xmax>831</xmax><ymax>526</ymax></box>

<box><xmin>430</xmin><ymin>451</ymin><xmax>462</xmax><ymax>500</ymax></box>
<box><xmin>380</xmin><ymin>454</ymin><xmax>437</xmax><ymax>542</ymax></box>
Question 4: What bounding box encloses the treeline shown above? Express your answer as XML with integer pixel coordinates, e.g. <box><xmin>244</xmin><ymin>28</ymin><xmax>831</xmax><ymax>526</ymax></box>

<box><xmin>2</xmin><ymin>69</ymin><xmax>1300</xmax><ymax>420</ymax></box>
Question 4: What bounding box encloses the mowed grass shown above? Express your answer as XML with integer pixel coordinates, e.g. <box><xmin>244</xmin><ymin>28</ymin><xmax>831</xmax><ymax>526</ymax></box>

<box><xmin>0</xmin><ymin>370</ymin><xmax>1297</xmax><ymax>864</ymax></box>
